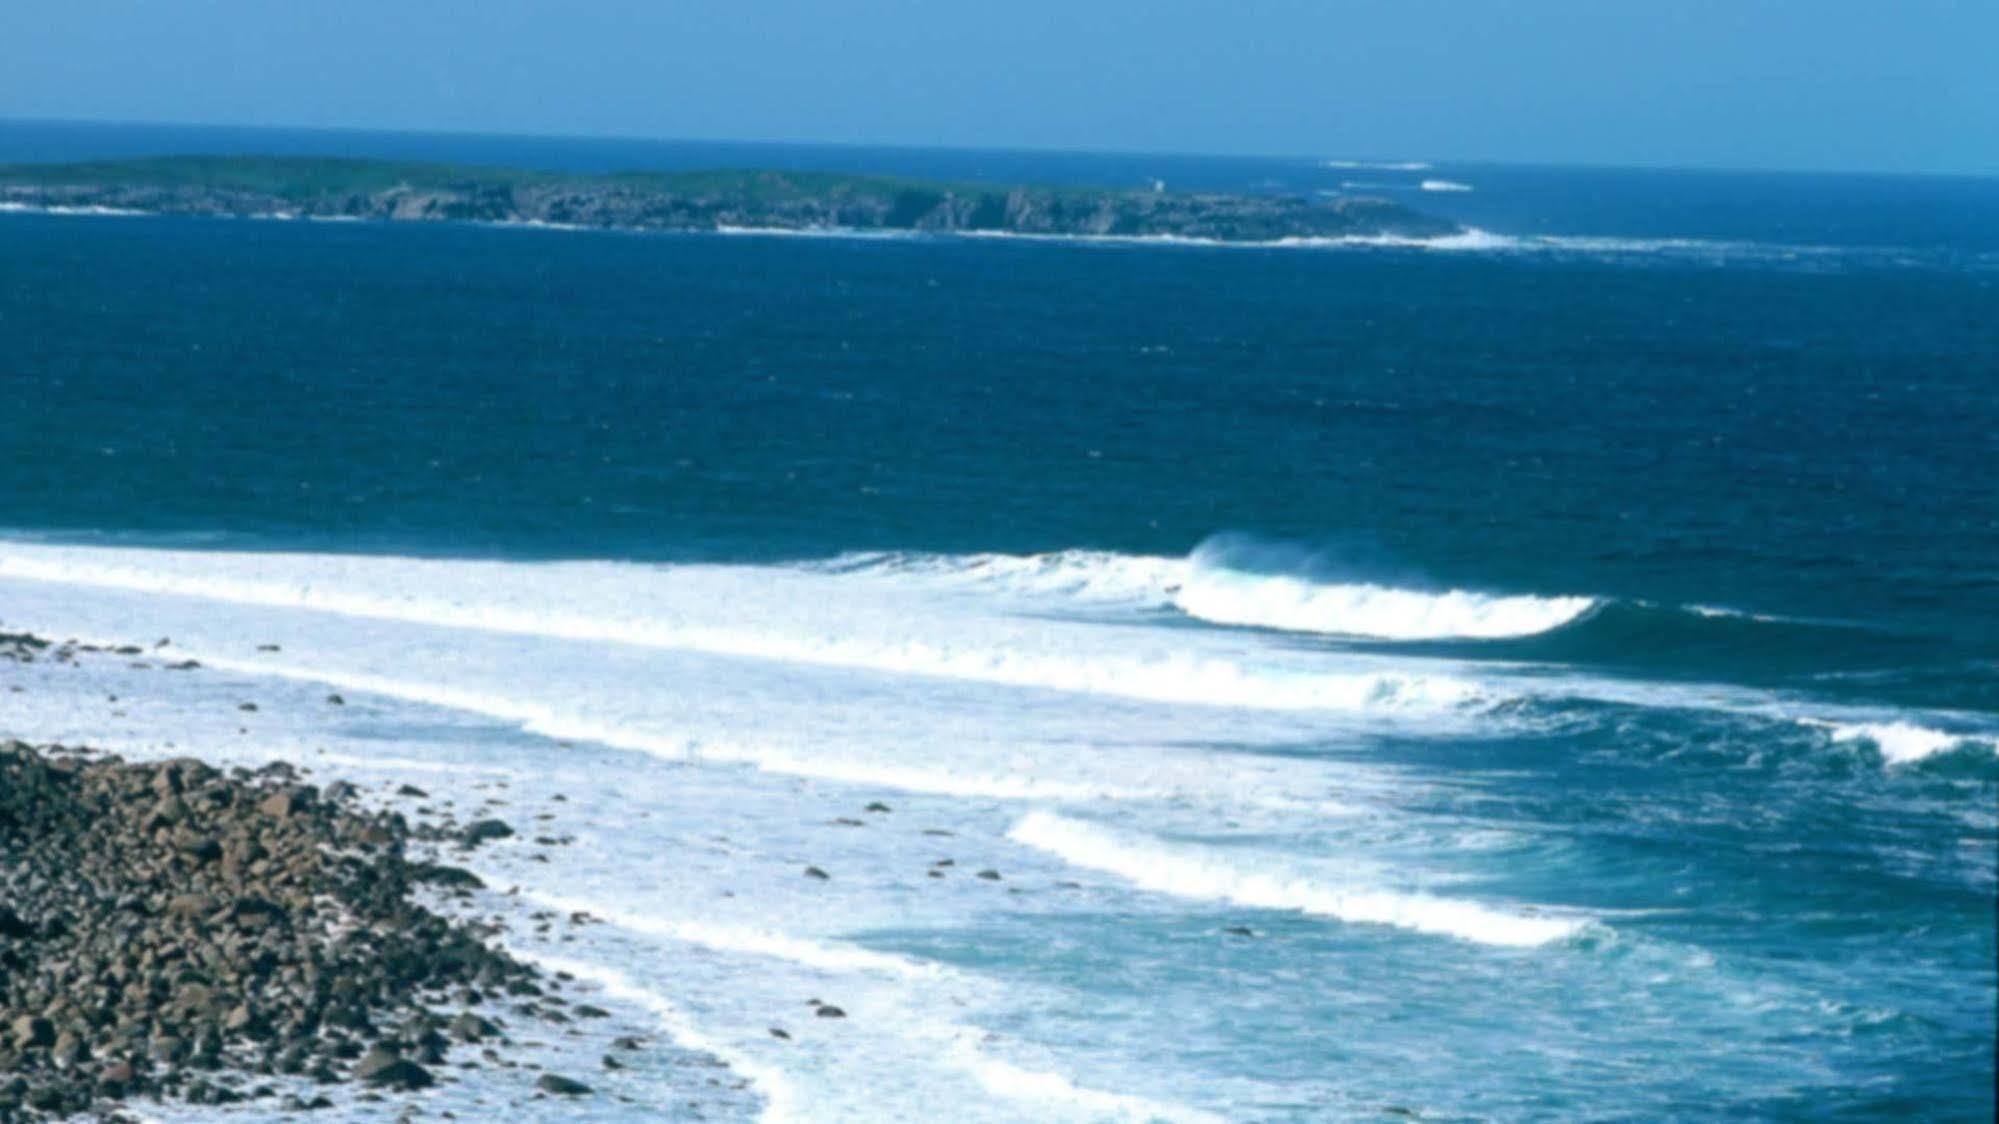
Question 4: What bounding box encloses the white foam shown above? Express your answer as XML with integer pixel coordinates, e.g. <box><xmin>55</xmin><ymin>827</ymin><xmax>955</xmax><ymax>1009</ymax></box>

<box><xmin>1009</xmin><ymin>812</ymin><xmax>1589</xmax><ymax>948</ymax></box>
<box><xmin>1824</xmin><ymin>721</ymin><xmax>1992</xmax><ymax>765</ymax></box>
<box><xmin>817</xmin><ymin>548</ymin><xmax>1181</xmax><ymax>606</ymax></box>
<box><xmin>826</xmin><ymin>546</ymin><xmax>1594</xmax><ymax>641</ymax></box>
<box><xmin>128</xmin><ymin>648</ymin><xmax>1207</xmax><ymax>804</ymax></box>
<box><xmin>946</xmin><ymin>1044</ymin><xmax>1228</xmax><ymax>1124</ymax></box>
<box><xmin>1419</xmin><ymin>179</ymin><xmax>1475</xmax><ymax>193</ymax></box>
<box><xmin>0</xmin><ymin>201</ymin><xmax>148</xmax><ymax>216</ymax></box>
<box><xmin>0</xmin><ymin>545</ymin><xmax>1485</xmax><ymax>715</ymax></box>
<box><xmin>527</xmin><ymin>892</ymin><xmax>944</xmax><ymax>979</ymax></box>
<box><xmin>525</xmin><ymin>954</ymin><xmax>801</xmax><ymax>1124</ymax></box>
<box><xmin>1320</xmin><ymin>160</ymin><xmax>1433</xmax><ymax>171</ymax></box>
<box><xmin>1172</xmin><ymin>567</ymin><xmax>1594</xmax><ymax>640</ymax></box>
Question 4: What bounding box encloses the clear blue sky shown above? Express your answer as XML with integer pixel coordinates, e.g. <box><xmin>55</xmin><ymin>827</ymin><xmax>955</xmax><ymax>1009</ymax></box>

<box><xmin>3</xmin><ymin>0</ymin><xmax>1992</xmax><ymax>175</ymax></box>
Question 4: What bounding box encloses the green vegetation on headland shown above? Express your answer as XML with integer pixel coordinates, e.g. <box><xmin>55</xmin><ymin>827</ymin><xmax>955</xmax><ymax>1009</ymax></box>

<box><xmin>0</xmin><ymin>155</ymin><xmax>1461</xmax><ymax>243</ymax></box>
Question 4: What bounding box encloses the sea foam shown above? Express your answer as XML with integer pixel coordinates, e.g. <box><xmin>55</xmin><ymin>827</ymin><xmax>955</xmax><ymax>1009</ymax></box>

<box><xmin>1008</xmin><ymin>812</ymin><xmax>1589</xmax><ymax>947</ymax></box>
<box><xmin>825</xmin><ymin>544</ymin><xmax>1597</xmax><ymax>640</ymax></box>
<box><xmin>1824</xmin><ymin>721</ymin><xmax>1994</xmax><ymax>765</ymax></box>
<box><xmin>1171</xmin><ymin>567</ymin><xmax>1595</xmax><ymax>640</ymax></box>
<box><xmin>0</xmin><ymin>545</ymin><xmax>1486</xmax><ymax>714</ymax></box>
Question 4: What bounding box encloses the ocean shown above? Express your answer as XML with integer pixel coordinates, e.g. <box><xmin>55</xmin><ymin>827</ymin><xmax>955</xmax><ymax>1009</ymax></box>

<box><xmin>1</xmin><ymin>120</ymin><xmax>1995</xmax><ymax>1121</ymax></box>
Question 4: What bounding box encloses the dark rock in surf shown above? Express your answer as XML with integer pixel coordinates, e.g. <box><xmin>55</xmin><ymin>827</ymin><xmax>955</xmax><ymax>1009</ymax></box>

<box><xmin>462</xmin><ymin>819</ymin><xmax>515</xmax><ymax>846</ymax></box>
<box><xmin>536</xmin><ymin>1073</ymin><xmax>592</xmax><ymax>1096</ymax></box>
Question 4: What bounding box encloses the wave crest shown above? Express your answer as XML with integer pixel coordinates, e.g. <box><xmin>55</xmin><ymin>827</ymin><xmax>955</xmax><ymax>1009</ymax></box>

<box><xmin>1008</xmin><ymin>812</ymin><xmax>1590</xmax><ymax>947</ymax></box>
<box><xmin>1823</xmin><ymin>721</ymin><xmax>1996</xmax><ymax>765</ymax></box>
<box><xmin>1173</xmin><ymin>558</ymin><xmax>1595</xmax><ymax>641</ymax></box>
<box><xmin>827</xmin><ymin>541</ymin><xmax>1597</xmax><ymax>641</ymax></box>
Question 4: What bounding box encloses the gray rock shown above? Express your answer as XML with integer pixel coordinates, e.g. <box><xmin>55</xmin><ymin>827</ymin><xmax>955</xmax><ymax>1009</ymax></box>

<box><xmin>536</xmin><ymin>1073</ymin><xmax>591</xmax><ymax>1096</ymax></box>
<box><xmin>462</xmin><ymin>819</ymin><xmax>514</xmax><ymax>845</ymax></box>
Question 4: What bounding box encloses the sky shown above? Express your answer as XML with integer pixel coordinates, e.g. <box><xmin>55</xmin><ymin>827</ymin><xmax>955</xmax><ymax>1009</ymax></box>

<box><xmin>3</xmin><ymin>0</ymin><xmax>1993</xmax><ymax>175</ymax></box>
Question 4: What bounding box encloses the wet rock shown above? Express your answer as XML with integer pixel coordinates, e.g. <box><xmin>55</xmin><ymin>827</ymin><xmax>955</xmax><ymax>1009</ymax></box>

<box><xmin>410</xmin><ymin>862</ymin><xmax>486</xmax><ymax>890</ymax></box>
<box><xmin>11</xmin><ymin>1016</ymin><xmax>55</xmax><ymax>1048</ymax></box>
<box><xmin>536</xmin><ymin>1073</ymin><xmax>591</xmax><ymax>1096</ymax></box>
<box><xmin>0</xmin><ymin>736</ymin><xmax>543</xmax><ymax>1119</ymax></box>
<box><xmin>355</xmin><ymin>1049</ymin><xmax>434</xmax><ymax>1091</ymax></box>
<box><xmin>462</xmin><ymin>819</ymin><xmax>514</xmax><ymax>846</ymax></box>
<box><xmin>449</xmin><ymin>1013</ymin><xmax>500</xmax><ymax>1043</ymax></box>
<box><xmin>255</xmin><ymin>787</ymin><xmax>312</xmax><ymax>818</ymax></box>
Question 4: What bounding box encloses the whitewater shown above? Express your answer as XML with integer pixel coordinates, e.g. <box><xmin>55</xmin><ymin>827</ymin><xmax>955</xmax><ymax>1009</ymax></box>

<box><xmin>5</xmin><ymin>144</ymin><xmax>1996</xmax><ymax>1119</ymax></box>
<box><xmin>3</xmin><ymin>528</ymin><xmax>1992</xmax><ymax>1120</ymax></box>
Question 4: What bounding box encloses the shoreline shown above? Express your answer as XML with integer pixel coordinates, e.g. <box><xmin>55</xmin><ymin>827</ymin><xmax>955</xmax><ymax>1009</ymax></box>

<box><xmin>0</xmin><ymin>155</ymin><xmax>1464</xmax><ymax>246</ymax></box>
<box><xmin>0</xmin><ymin>196</ymin><xmax>1494</xmax><ymax>253</ymax></box>
<box><xmin>0</xmin><ymin>629</ymin><xmax>645</xmax><ymax>1120</ymax></box>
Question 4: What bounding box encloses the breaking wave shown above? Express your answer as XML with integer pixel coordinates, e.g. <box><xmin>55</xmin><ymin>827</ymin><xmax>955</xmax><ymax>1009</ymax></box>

<box><xmin>1818</xmin><ymin>721</ymin><xmax>1997</xmax><ymax>766</ymax></box>
<box><xmin>824</xmin><ymin>541</ymin><xmax>1597</xmax><ymax>641</ymax></box>
<box><xmin>1008</xmin><ymin>812</ymin><xmax>1591</xmax><ymax>947</ymax></box>
<box><xmin>1319</xmin><ymin>160</ymin><xmax>1433</xmax><ymax>171</ymax></box>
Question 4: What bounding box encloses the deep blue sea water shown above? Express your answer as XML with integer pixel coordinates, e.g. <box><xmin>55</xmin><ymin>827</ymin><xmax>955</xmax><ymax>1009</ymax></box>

<box><xmin>1</xmin><ymin>121</ymin><xmax>1995</xmax><ymax>1121</ymax></box>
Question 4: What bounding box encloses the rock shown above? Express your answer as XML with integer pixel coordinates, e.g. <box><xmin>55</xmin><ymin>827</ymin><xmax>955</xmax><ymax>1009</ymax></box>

<box><xmin>255</xmin><ymin>787</ymin><xmax>312</xmax><ymax>818</ymax></box>
<box><xmin>864</xmin><ymin>802</ymin><xmax>892</xmax><ymax>813</ymax></box>
<box><xmin>238</xmin><ymin>702</ymin><xmax>259</xmax><ymax>712</ymax></box>
<box><xmin>11</xmin><ymin>1015</ymin><xmax>55</xmax><ymax>1048</ymax></box>
<box><xmin>449</xmin><ymin>1013</ymin><xmax>500</xmax><ymax>1043</ymax></box>
<box><xmin>814</xmin><ymin>1005</ymin><xmax>846</xmax><ymax>1019</ymax></box>
<box><xmin>768</xmin><ymin>1027</ymin><xmax>790</xmax><ymax>1040</ymax></box>
<box><xmin>326</xmin><ymin>693</ymin><xmax>346</xmax><ymax>705</ymax></box>
<box><xmin>976</xmin><ymin>869</ymin><xmax>1002</xmax><ymax>881</ymax></box>
<box><xmin>411</xmin><ymin>862</ymin><xmax>486</xmax><ymax>890</ymax></box>
<box><xmin>462</xmin><ymin>819</ymin><xmax>514</xmax><ymax>845</ymax></box>
<box><xmin>536</xmin><ymin>1073</ymin><xmax>591</xmax><ymax>1096</ymax></box>
<box><xmin>0</xmin><ymin>906</ymin><xmax>33</xmax><ymax>938</ymax></box>
<box><xmin>0</xmin><ymin>733</ymin><xmax>544</xmax><ymax>1117</ymax></box>
<box><xmin>355</xmin><ymin>1049</ymin><xmax>434</xmax><ymax>1090</ymax></box>
<box><xmin>803</xmin><ymin>866</ymin><xmax>830</xmax><ymax>880</ymax></box>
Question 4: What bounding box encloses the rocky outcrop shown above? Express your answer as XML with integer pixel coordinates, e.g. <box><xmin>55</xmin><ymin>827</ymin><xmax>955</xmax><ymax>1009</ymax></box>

<box><xmin>0</xmin><ymin>158</ymin><xmax>1461</xmax><ymax>242</ymax></box>
<box><xmin>0</xmin><ymin>740</ymin><xmax>546</xmax><ymax>1119</ymax></box>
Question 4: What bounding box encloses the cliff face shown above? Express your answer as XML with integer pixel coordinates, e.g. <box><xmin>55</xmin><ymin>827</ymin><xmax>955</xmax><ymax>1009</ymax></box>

<box><xmin>0</xmin><ymin>161</ymin><xmax>1462</xmax><ymax>243</ymax></box>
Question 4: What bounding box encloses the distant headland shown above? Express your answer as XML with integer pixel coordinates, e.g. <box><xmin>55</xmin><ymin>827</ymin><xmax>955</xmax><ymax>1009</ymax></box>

<box><xmin>0</xmin><ymin>155</ymin><xmax>1461</xmax><ymax>244</ymax></box>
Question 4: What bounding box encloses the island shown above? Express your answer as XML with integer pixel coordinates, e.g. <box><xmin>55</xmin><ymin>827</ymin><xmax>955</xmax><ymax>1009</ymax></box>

<box><xmin>0</xmin><ymin>155</ymin><xmax>1462</xmax><ymax>243</ymax></box>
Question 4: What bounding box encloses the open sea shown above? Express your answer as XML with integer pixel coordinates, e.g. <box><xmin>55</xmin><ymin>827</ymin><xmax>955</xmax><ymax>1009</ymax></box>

<box><xmin>1</xmin><ymin>120</ymin><xmax>1995</xmax><ymax>1121</ymax></box>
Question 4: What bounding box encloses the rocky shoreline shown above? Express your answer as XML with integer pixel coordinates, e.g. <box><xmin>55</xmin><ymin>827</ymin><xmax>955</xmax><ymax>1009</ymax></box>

<box><xmin>0</xmin><ymin>736</ymin><xmax>586</xmax><ymax>1120</ymax></box>
<box><xmin>0</xmin><ymin>156</ymin><xmax>1463</xmax><ymax>243</ymax></box>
